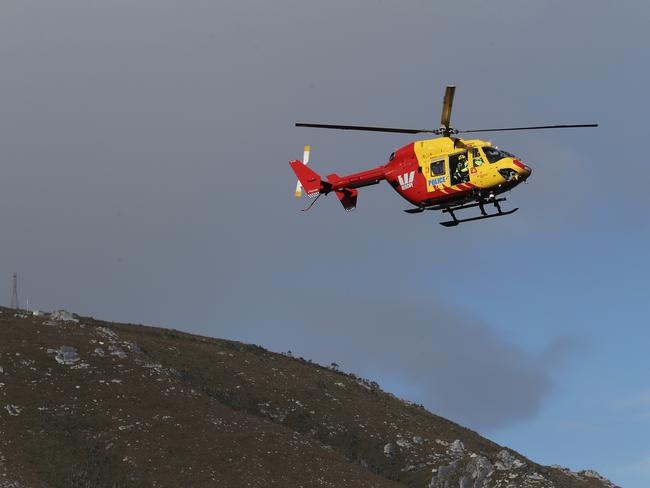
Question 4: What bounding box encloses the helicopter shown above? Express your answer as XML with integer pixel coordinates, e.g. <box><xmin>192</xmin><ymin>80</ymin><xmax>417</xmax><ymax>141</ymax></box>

<box><xmin>289</xmin><ymin>86</ymin><xmax>597</xmax><ymax>226</ymax></box>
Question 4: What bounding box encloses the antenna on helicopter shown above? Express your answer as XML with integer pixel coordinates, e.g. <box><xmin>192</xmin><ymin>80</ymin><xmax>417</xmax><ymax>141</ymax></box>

<box><xmin>301</xmin><ymin>192</ymin><xmax>322</xmax><ymax>212</ymax></box>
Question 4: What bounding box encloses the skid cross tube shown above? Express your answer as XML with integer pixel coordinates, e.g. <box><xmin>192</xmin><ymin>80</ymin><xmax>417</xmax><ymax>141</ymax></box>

<box><xmin>440</xmin><ymin>198</ymin><xmax>506</xmax><ymax>214</ymax></box>
<box><xmin>439</xmin><ymin>208</ymin><xmax>518</xmax><ymax>227</ymax></box>
<box><xmin>438</xmin><ymin>197</ymin><xmax>517</xmax><ymax>227</ymax></box>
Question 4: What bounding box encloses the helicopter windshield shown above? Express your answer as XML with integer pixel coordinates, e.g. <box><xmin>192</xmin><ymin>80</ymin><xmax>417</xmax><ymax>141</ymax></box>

<box><xmin>482</xmin><ymin>147</ymin><xmax>515</xmax><ymax>164</ymax></box>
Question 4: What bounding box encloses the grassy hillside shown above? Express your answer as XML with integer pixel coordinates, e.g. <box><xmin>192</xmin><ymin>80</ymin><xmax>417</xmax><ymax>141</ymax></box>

<box><xmin>0</xmin><ymin>308</ymin><xmax>617</xmax><ymax>487</ymax></box>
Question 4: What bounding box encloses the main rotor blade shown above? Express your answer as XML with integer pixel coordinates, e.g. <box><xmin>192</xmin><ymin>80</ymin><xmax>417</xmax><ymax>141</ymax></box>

<box><xmin>458</xmin><ymin>123</ymin><xmax>598</xmax><ymax>134</ymax></box>
<box><xmin>440</xmin><ymin>85</ymin><xmax>456</xmax><ymax>129</ymax></box>
<box><xmin>295</xmin><ymin>123</ymin><xmax>434</xmax><ymax>134</ymax></box>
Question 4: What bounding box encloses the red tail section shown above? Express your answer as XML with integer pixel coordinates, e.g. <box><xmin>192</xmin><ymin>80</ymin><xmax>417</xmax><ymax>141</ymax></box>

<box><xmin>290</xmin><ymin>160</ymin><xmax>324</xmax><ymax>198</ymax></box>
<box><xmin>290</xmin><ymin>160</ymin><xmax>386</xmax><ymax>211</ymax></box>
<box><xmin>335</xmin><ymin>188</ymin><xmax>358</xmax><ymax>211</ymax></box>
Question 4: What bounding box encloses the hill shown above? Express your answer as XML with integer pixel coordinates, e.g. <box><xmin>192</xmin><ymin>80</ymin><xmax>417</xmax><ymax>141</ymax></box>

<box><xmin>0</xmin><ymin>308</ymin><xmax>617</xmax><ymax>487</ymax></box>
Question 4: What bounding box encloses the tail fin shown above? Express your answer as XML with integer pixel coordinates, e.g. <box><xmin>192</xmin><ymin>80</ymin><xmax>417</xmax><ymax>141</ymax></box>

<box><xmin>290</xmin><ymin>160</ymin><xmax>324</xmax><ymax>198</ymax></box>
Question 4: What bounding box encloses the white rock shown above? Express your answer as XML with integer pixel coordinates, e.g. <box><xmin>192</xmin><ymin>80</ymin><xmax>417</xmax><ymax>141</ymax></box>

<box><xmin>109</xmin><ymin>346</ymin><xmax>127</xmax><ymax>359</ymax></box>
<box><xmin>396</xmin><ymin>438</ymin><xmax>412</xmax><ymax>449</ymax></box>
<box><xmin>495</xmin><ymin>449</ymin><xmax>526</xmax><ymax>470</ymax></box>
<box><xmin>449</xmin><ymin>439</ymin><xmax>465</xmax><ymax>453</ymax></box>
<box><xmin>54</xmin><ymin>346</ymin><xmax>80</xmax><ymax>365</ymax></box>
<box><xmin>124</xmin><ymin>341</ymin><xmax>143</xmax><ymax>354</ymax></box>
<box><xmin>578</xmin><ymin>470</ymin><xmax>618</xmax><ymax>487</ymax></box>
<box><xmin>526</xmin><ymin>472</ymin><xmax>546</xmax><ymax>481</ymax></box>
<box><xmin>4</xmin><ymin>404</ymin><xmax>21</xmax><ymax>416</ymax></box>
<box><xmin>384</xmin><ymin>443</ymin><xmax>397</xmax><ymax>458</ymax></box>
<box><xmin>50</xmin><ymin>310</ymin><xmax>79</xmax><ymax>322</ymax></box>
<box><xmin>97</xmin><ymin>327</ymin><xmax>119</xmax><ymax>341</ymax></box>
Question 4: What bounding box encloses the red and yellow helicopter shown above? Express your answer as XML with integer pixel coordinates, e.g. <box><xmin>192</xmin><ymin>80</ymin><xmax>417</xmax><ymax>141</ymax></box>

<box><xmin>290</xmin><ymin>86</ymin><xmax>597</xmax><ymax>226</ymax></box>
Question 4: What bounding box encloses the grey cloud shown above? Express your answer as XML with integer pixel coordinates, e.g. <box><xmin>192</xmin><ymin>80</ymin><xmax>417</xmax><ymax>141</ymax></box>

<box><xmin>0</xmin><ymin>0</ymin><xmax>645</xmax><ymax>434</ymax></box>
<box><xmin>219</xmin><ymin>293</ymin><xmax>572</xmax><ymax>432</ymax></box>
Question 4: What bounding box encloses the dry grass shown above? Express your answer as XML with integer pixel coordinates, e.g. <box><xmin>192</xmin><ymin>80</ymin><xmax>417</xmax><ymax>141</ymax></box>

<box><xmin>0</xmin><ymin>309</ymin><xmax>614</xmax><ymax>488</ymax></box>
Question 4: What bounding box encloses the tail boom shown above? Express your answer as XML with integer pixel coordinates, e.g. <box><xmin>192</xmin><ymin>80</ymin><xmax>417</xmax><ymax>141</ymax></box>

<box><xmin>289</xmin><ymin>161</ymin><xmax>386</xmax><ymax>211</ymax></box>
<box><xmin>326</xmin><ymin>166</ymin><xmax>386</xmax><ymax>191</ymax></box>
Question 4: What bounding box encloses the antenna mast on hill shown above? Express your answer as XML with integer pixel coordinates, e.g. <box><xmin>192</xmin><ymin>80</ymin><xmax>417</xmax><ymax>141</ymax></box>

<box><xmin>10</xmin><ymin>272</ymin><xmax>19</xmax><ymax>309</ymax></box>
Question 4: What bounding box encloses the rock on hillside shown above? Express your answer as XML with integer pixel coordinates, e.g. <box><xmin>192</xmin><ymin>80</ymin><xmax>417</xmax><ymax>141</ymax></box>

<box><xmin>0</xmin><ymin>308</ymin><xmax>618</xmax><ymax>488</ymax></box>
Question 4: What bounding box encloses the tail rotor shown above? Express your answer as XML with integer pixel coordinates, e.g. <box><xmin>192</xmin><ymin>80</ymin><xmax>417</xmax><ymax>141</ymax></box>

<box><xmin>294</xmin><ymin>145</ymin><xmax>311</xmax><ymax>197</ymax></box>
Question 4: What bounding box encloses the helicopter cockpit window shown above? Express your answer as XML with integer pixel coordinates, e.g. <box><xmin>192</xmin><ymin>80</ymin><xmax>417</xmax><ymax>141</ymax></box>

<box><xmin>472</xmin><ymin>148</ymin><xmax>485</xmax><ymax>167</ymax></box>
<box><xmin>389</xmin><ymin>151</ymin><xmax>395</xmax><ymax>161</ymax></box>
<box><xmin>482</xmin><ymin>146</ymin><xmax>511</xmax><ymax>164</ymax></box>
<box><xmin>430</xmin><ymin>159</ymin><xmax>445</xmax><ymax>176</ymax></box>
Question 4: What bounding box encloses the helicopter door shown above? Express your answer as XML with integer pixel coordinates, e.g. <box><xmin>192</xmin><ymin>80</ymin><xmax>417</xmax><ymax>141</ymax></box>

<box><xmin>426</xmin><ymin>158</ymin><xmax>447</xmax><ymax>192</ymax></box>
<box><xmin>470</xmin><ymin>147</ymin><xmax>499</xmax><ymax>185</ymax></box>
<box><xmin>449</xmin><ymin>152</ymin><xmax>469</xmax><ymax>186</ymax></box>
<box><xmin>470</xmin><ymin>148</ymin><xmax>487</xmax><ymax>181</ymax></box>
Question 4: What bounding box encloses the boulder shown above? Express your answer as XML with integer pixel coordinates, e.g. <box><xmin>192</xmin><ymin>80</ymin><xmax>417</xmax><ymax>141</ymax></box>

<box><xmin>4</xmin><ymin>404</ymin><xmax>21</xmax><ymax>416</ymax></box>
<box><xmin>55</xmin><ymin>346</ymin><xmax>80</xmax><ymax>365</ymax></box>
<box><xmin>460</xmin><ymin>456</ymin><xmax>493</xmax><ymax>488</ymax></box>
<box><xmin>429</xmin><ymin>456</ymin><xmax>494</xmax><ymax>488</ymax></box>
<box><xmin>50</xmin><ymin>310</ymin><xmax>79</xmax><ymax>323</ymax></box>
<box><xmin>494</xmin><ymin>449</ymin><xmax>525</xmax><ymax>470</ymax></box>
<box><xmin>450</xmin><ymin>439</ymin><xmax>465</xmax><ymax>454</ymax></box>
<box><xmin>396</xmin><ymin>437</ymin><xmax>412</xmax><ymax>449</ymax></box>
<box><xmin>383</xmin><ymin>443</ymin><xmax>397</xmax><ymax>458</ymax></box>
<box><xmin>429</xmin><ymin>460</ymin><xmax>459</xmax><ymax>488</ymax></box>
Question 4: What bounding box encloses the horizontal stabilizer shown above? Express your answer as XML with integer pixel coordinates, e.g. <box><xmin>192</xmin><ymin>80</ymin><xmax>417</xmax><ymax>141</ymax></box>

<box><xmin>335</xmin><ymin>188</ymin><xmax>358</xmax><ymax>212</ymax></box>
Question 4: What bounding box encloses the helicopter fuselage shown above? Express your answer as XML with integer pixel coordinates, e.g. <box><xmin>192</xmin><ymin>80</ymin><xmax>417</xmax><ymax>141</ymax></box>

<box><xmin>315</xmin><ymin>137</ymin><xmax>531</xmax><ymax>211</ymax></box>
<box><xmin>382</xmin><ymin>137</ymin><xmax>532</xmax><ymax>208</ymax></box>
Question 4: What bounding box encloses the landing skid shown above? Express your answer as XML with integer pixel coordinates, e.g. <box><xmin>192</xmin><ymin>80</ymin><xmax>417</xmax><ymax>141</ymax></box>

<box><xmin>440</xmin><ymin>198</ymin><xmax>517</xmax><ymax>227</ymax></box>
<box><xmin>404</xmin><ymin>197</ymin><xmax>519</xmax><ymax>227</ymax></box>
<box><xmin>440</xmin><ymin>208</ymin><xmax>518</xmax><ymax>227</ymax></box>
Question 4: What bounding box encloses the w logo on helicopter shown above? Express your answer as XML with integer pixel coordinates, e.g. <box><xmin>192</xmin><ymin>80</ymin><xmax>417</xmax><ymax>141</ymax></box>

<box><xmin>397</xmin><ymin>171</ymin><xmax>415</xmax><ymax>190</ymax></box>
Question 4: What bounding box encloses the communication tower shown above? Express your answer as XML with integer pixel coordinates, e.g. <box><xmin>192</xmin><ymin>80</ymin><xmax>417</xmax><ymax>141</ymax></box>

<box><xmin>10</xmin><ymin>272</ymin><xmax>19</xmax><ymax>309</ymax></box>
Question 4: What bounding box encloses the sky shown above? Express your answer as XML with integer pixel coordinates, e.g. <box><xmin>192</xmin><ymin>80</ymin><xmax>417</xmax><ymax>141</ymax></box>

<box><xmin>1</xmin><ymin>0</ymin><xmax>649</xmax><ymax>486</ymax></box>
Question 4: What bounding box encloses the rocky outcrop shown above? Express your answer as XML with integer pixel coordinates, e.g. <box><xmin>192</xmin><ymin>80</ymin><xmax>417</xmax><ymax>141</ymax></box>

<box><xmin>49</xmin><ymin>310</ymin><xmax>78</xmax><ymax>323</ymax></box>
<box><xmin>461</xmin><ymin>456</ymin><xmax>494</xmax><ymax>488</ymax></box>
<box><xmin>550</xmin><ymin>466</ymin><xmax>619</xmax><ymax>488</ymax></box>
<box><xmin>425</xmin><ymin>440</ymin><xmax>614</xmax><ymax>488</ymax></box>
<box><xmin>0</xmin><ymin>309</ymin><xmax>620</xmax><ymax>488</ymax></box>
<box><xmin>52</xmin><ymin>346</ymin><xmax>80</xmax><ymax>365</ymax></box>
<box><xmin>495</xmin><ymin>449</ymin><xmax>526</xmax><ymax>471</ymax></box>
<box><xmin>429</xmin><ymin>460</ymin><xmax>460</xmax><ymax>488</ymax></box>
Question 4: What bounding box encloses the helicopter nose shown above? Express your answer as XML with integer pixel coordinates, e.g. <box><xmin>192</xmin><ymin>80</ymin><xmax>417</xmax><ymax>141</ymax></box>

<box><xmin>513</xmin><ymin>160</ymin><xmax>532</xmax><ymax>178</ymax></box>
